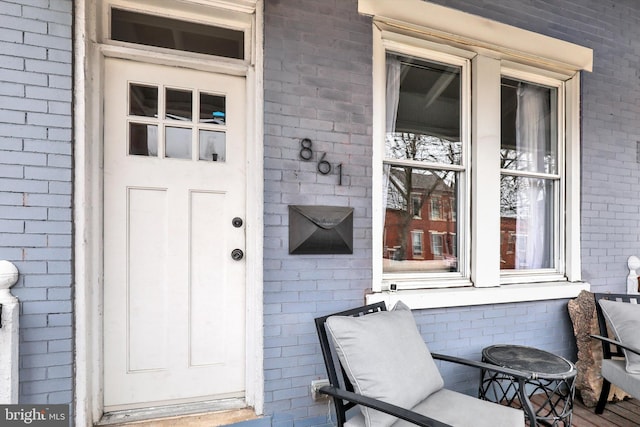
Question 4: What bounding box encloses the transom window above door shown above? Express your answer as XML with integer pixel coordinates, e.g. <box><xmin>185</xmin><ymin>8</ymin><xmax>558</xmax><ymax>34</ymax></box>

<box><xmin>127</xmin><ymin>83</ymin><xmax>228</xmax><ymax>162</ymax></box>
<box><xmin>110</xmin><ymin>8</ymin><xmax>245</xmax><ymax>60</ymax></box>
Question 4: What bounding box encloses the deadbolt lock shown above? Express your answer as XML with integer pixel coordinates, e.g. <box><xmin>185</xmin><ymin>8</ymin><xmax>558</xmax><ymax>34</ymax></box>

<box><xmin>231</xmin><ymin>249</ymin><xmax>244</xmax><ymax>261</ymax></box>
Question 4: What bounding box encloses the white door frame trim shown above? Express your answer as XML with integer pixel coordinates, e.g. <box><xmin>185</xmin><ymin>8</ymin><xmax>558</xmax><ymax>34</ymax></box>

<box><xmin>73</xmin><ymin>1</ymin><xmax>264</xmax><ymax>424</ymax></box>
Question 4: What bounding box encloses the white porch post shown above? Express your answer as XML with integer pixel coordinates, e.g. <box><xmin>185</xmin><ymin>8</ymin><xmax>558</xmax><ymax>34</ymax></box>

<box><xmin>0</xmin><ymin>260</ymin><xmax>19</xmax><ymax>404</ymax></box>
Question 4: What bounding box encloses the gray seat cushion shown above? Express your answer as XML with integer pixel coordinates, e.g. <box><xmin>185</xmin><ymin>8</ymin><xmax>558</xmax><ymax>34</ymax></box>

<box><xmin>326</xmin><ymin>302</ymin><xmax>444</xmax><ymax>427</ymax></box>
<box><xmin>344</xmin><ymin>389</ymin><xmax>524</xmax><ymax>427</ymax></box>
<box><xmin>599</xmin><ymin>299</ymin><xmax>640</xmax><ymax>373</ymax></box>
<box><xmin>602</xmin><ymin>359</ymin><xmax>640</xmax><ymax>399</ymax></box>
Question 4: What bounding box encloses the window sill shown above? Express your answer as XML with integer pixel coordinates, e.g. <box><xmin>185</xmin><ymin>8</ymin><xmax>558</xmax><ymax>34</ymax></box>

<box><xmin>365</xmin><ymin>281</ymin><xmax>590</xmax><ymax>309</ymax></box>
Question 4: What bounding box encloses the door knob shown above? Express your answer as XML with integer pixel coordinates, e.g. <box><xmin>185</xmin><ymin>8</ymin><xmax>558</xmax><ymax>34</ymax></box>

<box><xmin>231</xmin><ymin>249</ymin><xmax>244</xmax><ymax>261</ymax></box>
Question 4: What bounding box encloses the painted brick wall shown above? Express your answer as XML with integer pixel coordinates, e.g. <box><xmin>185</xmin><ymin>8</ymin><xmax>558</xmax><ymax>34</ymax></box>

<box><xmin>0</xmin><ymin>0</ymin><xmax>73</xmax><ymax>407</ymax></box>
<box><xmin>263</xmin><ymin>0</ymin><xmax>640</xmax><ymax>426</ymax></box>
<box><xmin>263</xmin><ymin>1</ymin><xmax>373</xmax><ymax>425</ymax></box>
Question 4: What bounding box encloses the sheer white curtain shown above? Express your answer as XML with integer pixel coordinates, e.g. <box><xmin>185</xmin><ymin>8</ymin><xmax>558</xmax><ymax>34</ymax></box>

<box><xmin>383</xmin><ymin>56</ymin><xmax>401</xmax><ymax>228</ymax></box>
<box><xmin>515</xmin><ymin>83</ymin><xmax>550</xmax><ymax>269</ymax></box>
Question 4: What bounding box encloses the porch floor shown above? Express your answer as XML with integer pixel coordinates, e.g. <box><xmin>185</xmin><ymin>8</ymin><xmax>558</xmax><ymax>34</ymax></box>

<box><xmin>571</xmin><ymin>397</ymin><xmax>640</xmax><ymax>426</ymax></box>
<box><xmin>529</xmin><ymin>394</ymin><xmax>640</xmax><ymax>426</ymax></box>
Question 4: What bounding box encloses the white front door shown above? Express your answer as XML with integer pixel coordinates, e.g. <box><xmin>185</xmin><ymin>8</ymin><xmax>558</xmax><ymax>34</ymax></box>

<box><xmin>103</xmin><ymin>58</ymin><xmax>247</xmax><ymax>411</ymax></box>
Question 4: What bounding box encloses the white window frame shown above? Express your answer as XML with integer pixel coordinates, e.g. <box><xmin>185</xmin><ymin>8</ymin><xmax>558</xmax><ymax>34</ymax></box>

<box><xmin>498</xmin><ymin>66</ymin><xmax>565</xmax><ymax>285</ymax></box>
<box><xmin>98</xmin><ymin>0</ymin><xmax>254</xmax><ymax>74</ymax></box>
<box><xmin>411</xmin><ymin>230</ymin><xmax>424</xmax><ymax>258</ymax></box>
<box><xmin>365</xmin><ymin>0</ymin><xmax>592</xmax><ymax>308</ymax></box>
<box><xmin>430</xmin><ymin>232</ymin><xmax>444</xmax><ymax>258</ymax></box>
<box><xmin>429</xmin><ymin>196</ymin><xmax>442</xmax><ymax>221</ymax></box>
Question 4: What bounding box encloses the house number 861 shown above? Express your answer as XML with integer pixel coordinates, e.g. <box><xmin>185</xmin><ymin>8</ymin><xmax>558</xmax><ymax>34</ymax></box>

<box><xmin>299</xmin><ymin>138</ymin><xmax>343</xmax><ymax>185</ymax></box>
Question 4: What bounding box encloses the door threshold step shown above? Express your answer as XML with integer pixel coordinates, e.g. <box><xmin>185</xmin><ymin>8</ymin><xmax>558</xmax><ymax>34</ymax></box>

<box><xmin>100</xmin><ymin>407</ymin><xmax>257</xmax><ymax>427</ymax></box>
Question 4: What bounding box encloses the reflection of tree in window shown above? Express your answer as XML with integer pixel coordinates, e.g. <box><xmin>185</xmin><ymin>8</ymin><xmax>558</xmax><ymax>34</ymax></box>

<box><xmin>383</xmin><ymin>54</ymin><xmax>461</xmax><ymax>273</ymax></box>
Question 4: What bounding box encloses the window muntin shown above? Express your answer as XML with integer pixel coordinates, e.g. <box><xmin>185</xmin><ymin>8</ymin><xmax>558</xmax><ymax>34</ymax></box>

<box><xmin>382</xmin><ymin>54</ymin><xmax>463</xmax><ymax>276</ymax></box>
<box><xmin>127</xmin><ymin>83</ymin><xmax>228</xmax><ymax>162</ymax></box>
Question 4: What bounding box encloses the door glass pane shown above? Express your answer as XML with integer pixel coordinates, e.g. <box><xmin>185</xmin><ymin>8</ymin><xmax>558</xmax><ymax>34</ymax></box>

<box><xmin>200</xmin><ymin>93</ymin><xmax>226</xmax><ymax>124</ymax></box>
<box><xmin>129</xmin><ymin>84</ymin><xmax>157</xmax><ymax>117</ymax></box>
<box><xmin>385</xmin><ymin>54</ymin><xmax>461</xmax><ymax>165</ymax></box>
<box><xmin>165</xmin><ymin>127</ymin><xmax>192</xmax><ymax>159</ymax></box>
<box><xmin>129</xmin><ymin>123</ymin><xmax>157</xmax><ymax>156</ymax></box>
<box><xmin>501</xmin><ymin>78</ymin><xmax>557</xmax><ymax>174</ymax></box>
<box><xmin>165</xmin><ymin>89</ymin><xmax>192</xmax><ymax>121</ymax></box>
<box><xmin>111</xmin><ymin>8</ymin><xmax>245</xmax><ymax>60</ymax></box>
<box><xmin>199</xmin><ymin>130</ymin><xmax>226</xmax><ymax>162</ymax></box>
<box><xmin>500</xmin><ymin>176</ymin><xmax>554</xmax><ymax>270</ymax></box>
<box><xmin>383</xmin><ymin>165</ymin><xmax>458</xmax><ymax>273</ymax></box>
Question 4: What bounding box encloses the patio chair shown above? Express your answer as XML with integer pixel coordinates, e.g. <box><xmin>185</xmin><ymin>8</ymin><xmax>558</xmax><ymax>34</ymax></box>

<box><xmin>590</xmin><ymin>293</ymin><xmax>640</xmax><ymax>414</ymax></box>
<box><xmin>314</xmin><ymin>301</ymin><xmax>530</xmax><ymax>427</ymax></box>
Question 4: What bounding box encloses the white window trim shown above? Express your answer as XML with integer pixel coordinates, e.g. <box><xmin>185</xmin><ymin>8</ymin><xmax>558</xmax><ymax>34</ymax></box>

<box><xmin>374</xmin><ymin>32</ymin><xmax>471</xmax><ymax>290</ymax></box>
<box><xmin>98</xmin><ymin>0</ymin><xmax>254</xmax><ymax>72</ymax></box>
<box><xmin>359</xmin><ymin>0</ymin><xmax>593</xmax><ymax>73</ymax></box>
<box><xmin>367</xmin><ymin>0</ymin><xmax>592</xmax><ymax>307</ymax></box>
<box><xmin>366</xmin><ymin>281</ymin><xmax>591</xmax><ymax>309</ymax></box>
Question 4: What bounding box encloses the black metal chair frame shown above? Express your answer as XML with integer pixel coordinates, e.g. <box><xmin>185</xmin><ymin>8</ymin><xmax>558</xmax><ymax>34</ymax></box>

<box><xmin>590</xmin><ymin>292</ymin><xmax>640</xmax><ymax>414</ymax></box>
<box><xmin>315</xmin><ymin>302</ymin><xmax>534</xmax><ymax>427</ymax></box>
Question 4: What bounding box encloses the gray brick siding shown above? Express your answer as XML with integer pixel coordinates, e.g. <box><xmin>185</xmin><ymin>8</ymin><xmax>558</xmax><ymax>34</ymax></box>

<box><xmin>263</xmin><ymin>0</ymin><xmax>640</xmax><ymax>426</ymax></box>
<box><xmin>0</xmin><ymin>0</ymin><xmax>73</xmax><ymax>409</ymax></box>
<box><xmin>264</xmin><ymin>1</ymin><xmax>373</xmax><ymax>425</ymax></box>
<box><xmin>2</xmin><ymin>0</ymin><xmax>639</xmax><ymax>425</ymax></box>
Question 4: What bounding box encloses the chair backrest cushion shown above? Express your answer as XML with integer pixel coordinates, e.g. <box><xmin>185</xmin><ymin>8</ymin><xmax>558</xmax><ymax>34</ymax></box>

<box><xmin>599</xmin><ymin>299</ymin><xmax>640</xmax><ymax>373</ymax></box>
<box><xmin>326</xmin><ymin>301</ymin><xmax>444</xmax><ymax>427</ymax></box>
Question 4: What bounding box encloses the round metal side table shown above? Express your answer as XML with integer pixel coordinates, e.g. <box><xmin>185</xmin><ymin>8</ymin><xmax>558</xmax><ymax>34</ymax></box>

<box><xmin>478</xmin><ymin>344</ymin><xmax>577</xmax><ymax>427</ymax></box>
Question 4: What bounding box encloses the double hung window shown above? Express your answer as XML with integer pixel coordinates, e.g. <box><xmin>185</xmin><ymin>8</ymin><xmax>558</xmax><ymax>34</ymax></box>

<box><xmin>381</xmin><ymin>47</ymin><xmax>569</xmax><ymax>288</ymax></box>
<box><xmin>374</xmin><ymin>25</ymin><xmax>586</xmax><ymax>293</ymax></box>
<box><xmin>500</xmin><ymin>76</ymin><xmax>559</xmax><ymax>275</ymax></box>
<box><xmin>382</xmin><ymin>54</ymin><xmax>464</xmax><ymax>279</ymax></box>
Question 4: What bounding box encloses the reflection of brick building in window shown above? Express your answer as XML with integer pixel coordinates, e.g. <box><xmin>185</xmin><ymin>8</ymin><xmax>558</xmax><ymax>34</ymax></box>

<box><xmin>384</xmin><ymin>173</ymin><xmax>518</xmax><ymax>271</ymax></box>
<box><xmin>500</xmin><ymin>217</ymin><xmax>518</xmax><ymax>269</ymax></box>
<box><xmin>384</xmin><ymin>173</ymin><xmax>457</xmax><ymax>267</ymax></box>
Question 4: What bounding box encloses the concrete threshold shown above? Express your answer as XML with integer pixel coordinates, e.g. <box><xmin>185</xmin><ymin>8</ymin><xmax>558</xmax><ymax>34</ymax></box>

<box><xmin>104</xmin><ymin>408</ymin><xmax>257</xmax><ymax>427</ymax></box>
<box><xmin>99</xmin><ymin>399</ymin><xmax>256</xmax><ymax>427</ymax></box>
